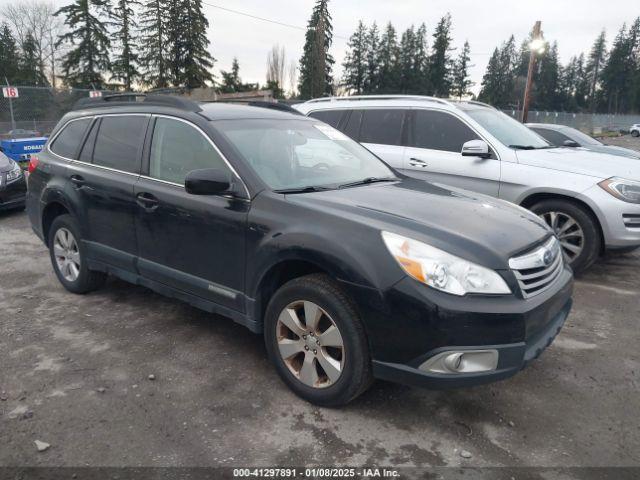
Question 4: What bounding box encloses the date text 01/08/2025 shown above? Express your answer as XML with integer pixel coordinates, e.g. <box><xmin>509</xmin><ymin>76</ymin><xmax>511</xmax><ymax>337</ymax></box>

<box><xmin>232</xmin><ymin>467</ymin><xmax>401</xmax><ymax>478</ymax></box>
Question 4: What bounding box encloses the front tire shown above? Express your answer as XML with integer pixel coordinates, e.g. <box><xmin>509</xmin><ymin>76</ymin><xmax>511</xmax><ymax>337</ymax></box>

<box><xmin>48</xmin><ymin>214</ymin><xmax>106</xmax><ymax>293</ymax></box>
<box><xmin>264</xmin><ymin>274</ymin><xmax>373</xmax><ymax>407</ymax></box>
<box><xmin>530</xmin><ymin>200</ymin><xmax>601</xmax><ymax>274</ymax></box>
<box><xmin>631</xmin><ymin>130</ymin><xmax>640</xmax><ymax>137</ymax></box>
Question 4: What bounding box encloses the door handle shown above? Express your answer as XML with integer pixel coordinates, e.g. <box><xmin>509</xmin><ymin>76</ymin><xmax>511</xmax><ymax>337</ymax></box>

<box><xmin>409</xmin><ymin>157</ymin><xmax>429</xmax><ymax>168</ymax></box>
<box><xmin>70</xmin><ymin>175</ymin><xmax>86</xmax><ymax>187</ymax></box>
<box><xmin>136</xmin><ymin>192</ymin><xmax>159</xmax><ymax>211</ymax></box>
<box><xmin>70</xmin><ymin>175</ymin><xmax>94</xmax><ymax>191</ymax></box>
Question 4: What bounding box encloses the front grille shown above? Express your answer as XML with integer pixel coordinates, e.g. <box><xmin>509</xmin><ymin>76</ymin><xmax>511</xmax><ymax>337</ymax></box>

<box><xmin>623</xmin><ymin>214</ymin><xmax>640</xmax><ymax>229</ymax></box>
<box><xmin>509</xmin><ymin>236</ymin><xmax>564</xmax><ymax>298</ymax></box>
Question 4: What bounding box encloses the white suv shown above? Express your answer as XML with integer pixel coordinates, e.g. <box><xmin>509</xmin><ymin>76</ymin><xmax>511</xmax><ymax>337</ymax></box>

<box><xmin>631</xmin><ymin>124</ymin><xmax>640</xmax><ymax>137</ymax></box>
<box><xmin>294</xmin><ymin>96</ymin><xmax>640</xmax><ymax>273</ymax></box>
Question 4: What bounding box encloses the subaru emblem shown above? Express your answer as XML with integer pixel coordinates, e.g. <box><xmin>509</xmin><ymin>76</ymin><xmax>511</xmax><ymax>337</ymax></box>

<box><xmin>542</xmin><ymin>249</ymin><xmax>554</xmax><ymax>266</ymax></box>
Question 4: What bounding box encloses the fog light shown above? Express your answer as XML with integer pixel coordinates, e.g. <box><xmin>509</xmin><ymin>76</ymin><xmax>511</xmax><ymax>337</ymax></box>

<box><xmin>420</xmin><ymin>349</ymin><xmax>499</xmax><ymax>374</ymax></box>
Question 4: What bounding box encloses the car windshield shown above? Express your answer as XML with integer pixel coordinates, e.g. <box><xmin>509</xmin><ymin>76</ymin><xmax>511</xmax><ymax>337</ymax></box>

<box><xmin>465</xmin><ymin>108</ymin><xmax>551</xmax><ymax>150</ymax></box>
<box><xmin>565</xmin><ymin>127</ymin><xmax>603</xmax><ymax>146</ymax></box>
<box><xmin>214</xmin><ymin>119</ymin><xmax>396</xmax><ymax>191</ymax></box>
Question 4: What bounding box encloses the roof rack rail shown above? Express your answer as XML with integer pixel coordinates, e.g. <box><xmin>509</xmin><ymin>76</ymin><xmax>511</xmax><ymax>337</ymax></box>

<box><xmin>72</xmin><ymin>93</ymin><xmax>202</xmax><ymax>112</ymax></box>
<box><xmin>203</xmin><ymin>99</ymin><xmax>303</xmax><ymax>115</ymax></box>
<box><xmin>451</xmin><ymin>99</ymin><xmax>496</xmax><ymax>109</ymax></box>
<box><xmin>304</xmin><ymin>95</ymin><xmax>450</xmax><ymax>105</ymax></box>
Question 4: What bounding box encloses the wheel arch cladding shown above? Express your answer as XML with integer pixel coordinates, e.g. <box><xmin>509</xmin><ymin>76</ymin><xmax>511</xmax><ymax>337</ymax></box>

<box><xmin>42</xmin><ymin>202</ymin><xmax>70</xmax><ymax>243</ymax></box>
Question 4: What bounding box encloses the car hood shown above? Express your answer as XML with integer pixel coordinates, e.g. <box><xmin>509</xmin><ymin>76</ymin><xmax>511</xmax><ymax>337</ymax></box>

<box><xmin>515</xmin><ymin>148</ymin><xmax>640</xmax><ymax>180</ymax></box>
<box><xmin>0</xmin><ymin>152</ymin><xmax>13</xmax><ymax>172</ymax></box>
<box><xmin>285</xmin><ymin>177</ymin><xmax>551</xmax><ymax>269</ymax></box>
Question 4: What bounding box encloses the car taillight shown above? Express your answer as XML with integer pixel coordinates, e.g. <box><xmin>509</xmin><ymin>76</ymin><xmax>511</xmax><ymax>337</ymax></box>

<box><xmin>28</xmin><ymin>155</ymin><xmax>39</xmax><ymax>174</ymax></box>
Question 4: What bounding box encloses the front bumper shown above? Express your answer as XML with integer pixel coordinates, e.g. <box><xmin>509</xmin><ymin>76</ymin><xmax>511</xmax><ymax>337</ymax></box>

<box><xmin>372</xmin><ymin>298</ymin><xmax>571</xmax><ymax>389</ymax></box>
<box><xmin>340</xmin><ymin>266</ymin><xmax>573</xmax><ymax>389</ymax></box>
<box><xmin>0</xmin><ymin>173</ymin><xmax>26</xmax><ymax>210</ymax></box>
<box><xmin>579</xmin><ymin>184</ymin><xmax>640</xmax><ymax>248</ymax></box>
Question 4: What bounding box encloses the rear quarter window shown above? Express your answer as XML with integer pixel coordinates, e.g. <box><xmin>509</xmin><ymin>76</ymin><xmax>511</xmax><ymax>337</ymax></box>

<box><xmin>50</xmin><ymin>118</ymin><xmax>92</xmax><ymax>159</ymax></box>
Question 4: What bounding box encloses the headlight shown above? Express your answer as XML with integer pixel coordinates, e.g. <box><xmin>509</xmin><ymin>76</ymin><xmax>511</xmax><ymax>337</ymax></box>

<box><xmin>6</xmin><ymin>160</ymin><xmax>23</xmax><ymax>182</ymax></box>
<box><xmin>599</xmin><ymin>177</ymin><xmax>640</xmax><ymax>204</ymax></box>
<box><xmin>381</xmin><ymin>231</ymin><xmax>511</xmax><ymax>296</ymax></box>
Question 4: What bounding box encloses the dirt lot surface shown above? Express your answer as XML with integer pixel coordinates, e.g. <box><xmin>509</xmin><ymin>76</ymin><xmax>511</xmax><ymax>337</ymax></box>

<box><xmin>602</xmin><ymin>134</ymin><xmax>640</xmax><ymax>150</ymax></box>
<box><xmin>1</xmin><ymin>169</ymin><xmax>639</xmax><ymax>475</ymax></box>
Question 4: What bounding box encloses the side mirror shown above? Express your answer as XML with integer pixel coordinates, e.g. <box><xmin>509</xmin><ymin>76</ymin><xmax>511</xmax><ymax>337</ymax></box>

<box><xmin>185</xmin><ymin>168</ymin><xmax>232</xmax><ymax>195</ymax></box>
<box><xmin>461</xmin><ymin>139</ymin><xmax>491</xmax><ymax>159</ymax></box>
<box><xmin>563</xmin><ymin>140</ymin><xmax>579</xmax><ymax>148</ymax></box>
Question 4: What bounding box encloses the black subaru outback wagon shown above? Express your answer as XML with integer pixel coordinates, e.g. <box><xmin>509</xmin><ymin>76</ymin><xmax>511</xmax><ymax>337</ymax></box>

<box><xmin>26</xmin><ymin>94</ymin><xmax>573</xmax><ymax>406</ymax></box>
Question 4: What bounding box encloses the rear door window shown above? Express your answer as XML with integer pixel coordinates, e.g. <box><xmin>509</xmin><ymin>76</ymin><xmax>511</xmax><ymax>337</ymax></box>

<box><xmin>92</xmin><ymin>115</ymin><xmax>148</xmax><ymax>173</ymax></box>
<box><xmin>359</xmin><ymin>109</ymin><xmax>405</xmax><ymax>146</ymax></box>
<box><xmin>308</xmin><ymin>110</ymin><xmax>344</xmax><ymax>128</ymax></box>
<box><xmin>50</xmin><ymin>118</ymin><xmax>92</xmax><ymax>159</ymax></box>
<box><xmin>411</xmin><ymin>110</ymin><xmax>479</xmax><ymax>152</ymax></box>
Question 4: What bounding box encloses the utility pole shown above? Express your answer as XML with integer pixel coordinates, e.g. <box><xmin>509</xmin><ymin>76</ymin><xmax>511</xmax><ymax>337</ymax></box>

<box><xmin>521</xmin><ymin>21</ymin><xmax>543</xmax><ymax>123</ymax></box>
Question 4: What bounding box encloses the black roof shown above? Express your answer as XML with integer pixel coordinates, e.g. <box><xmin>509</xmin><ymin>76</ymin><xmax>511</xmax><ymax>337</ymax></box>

<box><xmin>199</xmin><ymin>102</ymin><xmax>305</xmax><ymax>121</ymax></box>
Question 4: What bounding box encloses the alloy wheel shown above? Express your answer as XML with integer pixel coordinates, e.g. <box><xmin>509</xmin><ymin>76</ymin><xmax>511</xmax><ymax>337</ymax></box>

<box><xmin>539</xmin><ymin>211</ymin><xmax>585</xmax><ymax>262</ymax></box>
<box><xmin>276</xmin><ymin>300</ymin><xmax>345</xmax><ymax>389</ymax></box>
<box><xmin>53</xmin><ymin>228</ymin><xmax>81</xmax><ymax>282</ymax></box>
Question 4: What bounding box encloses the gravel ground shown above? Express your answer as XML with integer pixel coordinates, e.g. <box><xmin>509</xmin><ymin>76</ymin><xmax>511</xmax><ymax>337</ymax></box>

<box><xmin>601</xmin><ymin>134</ymin><xmax>640</xmax><ymax>150</ymax></box>
<box><xmin>1</xmin><ymin>206</ymin><xmax>639</xmax><ymax>475</ymax></box>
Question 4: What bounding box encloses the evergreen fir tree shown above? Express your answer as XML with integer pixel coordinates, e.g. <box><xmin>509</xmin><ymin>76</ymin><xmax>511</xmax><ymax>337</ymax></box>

<box><xmin>478</xmin><ymin>47</ymin><xmax>501</xmax><ymax>105</ymax></box>
<box><xmin>428</xmin><ymin>13</ymin><xmax>454</xmax><ymax>97</ymax></box>
<box><xmin>298</xmin><ymin>0</ymin><xmax>334</xmax><ymax>99</ymax></box>
<box><xmin>535</xmin><ymin>41</ymin><xmax>560</xmax><ymax>110</ymax></box>
<box><xmin>55</xmin><ymin>0</ymin><xmax>112</xmax><ymax>88</ymax></box>
<box><xmin>497</xmin><ymin>35</ymin><xmax>517</xmax><ymax>106</ymax></box>
<box><xmin>111</xmin><ymin>0</ymin><xmax>140</xmax><ymax>90</ymax></box>
<box><xmin>413</xmin><ymin>23</ymin><xmax>429</xmax><ymax>93</ymax></box>
<box><xmin>219</xmin><ymin>57</ymin><xmax>241</xmax><ymax>93</ymax></box>
<box><xmin>601</xmin><ymin>24</ymin><xmax>633</xmax><ymax>113</ymax></box>
<box><xmin>451</xmin><ymin>40</ymin><xmax>473</xmax><ymax>99</ymax></box>
<box><xmin>397</xmin><ymin>26</ymin><xmax>416</xmax><ymax>93</ymax></box>
<box><xmin>0</xmin><ymin>24</ymin><xmax>20</xmax><ymax>83</ymax></box>
<box><xmin>364</xmin><ymin>22</ymin><xmax>380</xmax><ymax>93</ymax></box>
<box><xmin>478</xmin><ymin>36</ymin><xmax>517</xmax><ymax>108</ymax></box>
<box><xmin>139</xmin><ymin>0</ymin><xmax>169</xmax><ymax>88</ymax></box>
<box><xmin>174</xmin><ymin>0</ymin><xmax>215</xmax><ymax>88</ymax></box>
<box><xmin>585</xmin><ymin>30</ymin><xmax>607</xmax><ymax>112</ymax></box>
<box><xmin>18</xmin><ymin>33</ymin><xmax>49</xmax><ymax>86</ymax></box>
<box><xmin>574</xmin><ymin>53</ymin><xmax>590</xmax><ymax>110</ymax></box>
<box><xmin>376</xmin><ymin>22</ymin><xmax>399</xmax><ymax>93</ymax></box>
<box><xmin>342</xmin><ymin>21</ymin><xmax>368</xmax><ymax>94</ymax></box>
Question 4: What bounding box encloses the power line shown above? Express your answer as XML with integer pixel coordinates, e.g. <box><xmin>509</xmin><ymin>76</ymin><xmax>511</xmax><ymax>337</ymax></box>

<box><xmin>202</xmin><ymin>2</ymin><xmax>492</xmax><ymax>56</ymax></box>
<box><xmin>201</xmin><ymin>1</ymin><xmax>349</xmax><ymax>40</ymax></box>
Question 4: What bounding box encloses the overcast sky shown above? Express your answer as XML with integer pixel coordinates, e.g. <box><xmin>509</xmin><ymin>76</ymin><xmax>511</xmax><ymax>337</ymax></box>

<box><xmin>4</xmin><ymin>0</ymin><xmax>635</xmax><ymax>95</ymax></box>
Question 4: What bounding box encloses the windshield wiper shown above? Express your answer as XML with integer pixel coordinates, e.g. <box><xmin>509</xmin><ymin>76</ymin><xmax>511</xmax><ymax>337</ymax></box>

<box><xmin>509</xmin><ymin>144</ymin><xmax>536</xmax><ymax>150</ymax></box>
<box><xmin>338</xmin><ymin>177</ymin><xmax>397</xmax><ymax>189</ymax></box>
<box><xmin>274</xmin><ymin>185</ymin><xmax>334</xmax><ymax>194</ymax></box>
<box><xmin>509</xmin><ymin>144</ymin><xmax>554</xmax><ymax>150</ymax></box>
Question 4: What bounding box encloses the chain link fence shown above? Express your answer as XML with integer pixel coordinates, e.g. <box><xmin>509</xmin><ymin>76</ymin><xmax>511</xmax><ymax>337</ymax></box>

<box><xmin>3</xmin><ymin>86</ymin><xmax>640</xmax><ymax>139</ymax></box>
<box><xmin>502</xmin><ymin>109</ymin><xmax>640</xmax><ymax>135</ymax></box>
<box><xmin>0</xmin><ymin>86</ymin><xmax>114</xmax><ymax>139</ymax></box>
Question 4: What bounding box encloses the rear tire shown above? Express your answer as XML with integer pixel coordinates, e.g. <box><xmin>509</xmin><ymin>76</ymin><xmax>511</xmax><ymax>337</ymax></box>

<box><xmin>48</xmin><ymin>214</ymin><xmax>106</xmax><ymax>294</ymax></box>
<box><xmin>631</xmin><ymin>130</ymin><xmax>640</xmax><ymax>137</ymax></box>
<box><xmin>264</xmin><ymin>274</ymin><xmax>373</xmax><ymax>407</ymax></box>
<box><xmin>529</xmin><ymin>200</ymin><xmax>601</xmax><ymax>274</ymax></box>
